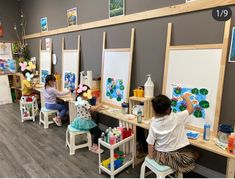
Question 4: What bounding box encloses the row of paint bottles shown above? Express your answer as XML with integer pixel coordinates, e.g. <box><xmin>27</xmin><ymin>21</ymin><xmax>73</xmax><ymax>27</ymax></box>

<box><xmin>101</xmin><ymin>123</ymin><xmax>133</xmax><ymax>145</ymax></box>
<box><xmin>101</xmin><ymin>127</ymin><xmax>122</xmax><ymax>145</ymax></box>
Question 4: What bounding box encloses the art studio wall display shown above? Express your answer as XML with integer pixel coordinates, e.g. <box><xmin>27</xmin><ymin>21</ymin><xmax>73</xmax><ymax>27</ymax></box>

<box><xmin>228</xmin><ymin>27</ymin><xmax>235</xmax><ymax>62</ymax></box>
<box><xmin>67</xmin><ymin>7</ymin><xmax>77</xmax><ymax>26</ymax></box>
<box><xmin>109</xmin><ymin>0</ymin><xmax>125</xmax><ymax>18</ymax></box>
<box><xmin>40</xmin><ymin>17</ymin><xmax>48</xmax><ymax>32</ymax></box>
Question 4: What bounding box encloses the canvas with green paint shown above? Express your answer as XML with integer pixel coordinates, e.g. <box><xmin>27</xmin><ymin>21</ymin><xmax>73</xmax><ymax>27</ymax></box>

<box><xmin>171</xmin><ymin>87</ymin><xmax>210</xmax><ymax>119</ymax></box>
<box><xmin>106</xmin><ymin>78</ymin><xmax>125</xmax><ymax>102</ymax></box>
<box><xmin>109</xmin><ymin>0</ymin><xmax>125</xmax><ymax>17</ymax></box>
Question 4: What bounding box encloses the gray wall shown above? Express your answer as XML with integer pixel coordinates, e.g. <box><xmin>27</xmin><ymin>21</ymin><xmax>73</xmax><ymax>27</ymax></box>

<box><xmin>20</xmin><ymin>0</ymin><xmax>235</xmax><ymax>174</ymax></box>
<box><xmin>0</xmin><ymin>0</ymin><xmax>20</xmax><ymax>41</ymax></box>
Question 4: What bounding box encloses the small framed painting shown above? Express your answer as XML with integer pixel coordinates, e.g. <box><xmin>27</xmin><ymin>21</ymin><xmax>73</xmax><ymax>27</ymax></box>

<box><xmin>109</xmin><ymin>0</ymin><xmax>125</xmax><ymax>18</ymax></box>
<box><xmin>229</xmin><ymin>27</ymin><xmax>235</xmax><ymax>62</ymax></box>
<box><xmin>40</xmin><ymin>17</ymin><xmax>48</xmax><ymax>32</ymax></box>
<box><xmin>67</xmin><ymin>7</ymin><xmax>77</xmax><ymax>26</ymax></box>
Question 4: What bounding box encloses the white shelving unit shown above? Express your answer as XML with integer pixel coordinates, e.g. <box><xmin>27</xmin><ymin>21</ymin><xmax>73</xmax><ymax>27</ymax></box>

<box><xmin>98</xmin><ymin>135</ymin><xmax>135</xmax><ymax>178</ymax></box>
<box><xmin>20</xmin><ymin>96</ymin><xmax>38</xmax><ymax>122</ymax></box>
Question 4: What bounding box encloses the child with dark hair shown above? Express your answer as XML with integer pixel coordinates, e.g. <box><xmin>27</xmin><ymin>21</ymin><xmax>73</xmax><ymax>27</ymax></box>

<box><xmin>43</xmin><ymin>75</ymin><xmax>70</xmax><ymax>126</ymax></box>
<box><xmin>71</xmin><ymin>84</ymin><xmax>105</xmax><ymax>154</ymax></box>
<box><xmin>22</xmin><ymin>69</ymin><xmax>38</xmax><ymax>96</ymax></box>
<box><xmin>146</xmin><ymin>94</ymin><xmax>198</xmax><ymax>173</ymax></box>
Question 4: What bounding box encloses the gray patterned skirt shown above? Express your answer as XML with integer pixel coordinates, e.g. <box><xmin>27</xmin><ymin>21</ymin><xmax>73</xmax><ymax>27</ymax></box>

<box><xmin>153</xmin><ymin>147</ymin><xmax>196</xmax><ymax>173</ymax></box>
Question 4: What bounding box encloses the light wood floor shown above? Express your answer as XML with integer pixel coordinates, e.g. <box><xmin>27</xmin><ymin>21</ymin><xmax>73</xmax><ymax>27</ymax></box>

<box><xmin>0</xmin><ymin>103</ymin><xmax>141</xmax><ymax>178</ymax></box>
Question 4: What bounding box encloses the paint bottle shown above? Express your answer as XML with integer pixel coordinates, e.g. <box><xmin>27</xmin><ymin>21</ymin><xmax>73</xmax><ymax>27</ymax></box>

<box><xmin>137</xmin><ymin>109</ymin><xmax>142</xmax><ymax>123</ymax></box>
<box><xmin>203</xmin><ymin>123</ymin><xmax>210</xmax><ymax>141</ymax></box>
<box><xmin>110</xmin><ymin>134</ymin><xmax>116</xmax><ymax>145</ymax></box>
<box><xmin>105</xmin><ymin>129</ymin><xmax>109</xmax><ymax>143</ymax></box>
<box><xmin>101</xmin><ymin>132</ymin><xmax>105</xmax><ymax>141</ymax></box>
<box><xmin>227</xmin><ymin>133</ymin><xmax>235</xmax><ymax>154</ymax></box>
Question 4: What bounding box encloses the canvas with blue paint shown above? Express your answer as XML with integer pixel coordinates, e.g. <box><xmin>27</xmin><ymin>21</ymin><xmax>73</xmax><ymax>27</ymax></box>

<box><xmin>0</xmin><ymin>59</ymin><xmax>16</xmax><ymax>74</ymax></box>
<box><xmin>106</xmin><ymin>78</ymin><xmax>125</xmax><ymax>102</ymax></box>
<box><xmin>41</xmin><ymin>17</ymin><xmax>48</xmax><ymax>32</ymax></box>
<box><xmin>41</xmin><ymin>70</ymin><xmax>49</xmax><ymax>83</ymax></box>
<box><xmin>64</xmin><ymin>72</ymin><xmax>76</xmax><ymax>90</ymax></box>
<box><xmin>171</xmin><ymin>87</ymin><xmax>210</xmax><ymax>119</ymax></box>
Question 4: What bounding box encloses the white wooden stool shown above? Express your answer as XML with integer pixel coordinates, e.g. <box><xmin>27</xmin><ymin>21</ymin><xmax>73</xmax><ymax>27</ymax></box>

<box><xmin>39</xmin><ymin>107</ymin><xmax>58</xmax><ymax>129</ymax></box>
<box><xmin>66</xmin><ymin>124</ymin><xmax>92</xmax><ymax>155</ymax></box>
<box><xmin>140</xmin><ymin>157</ymin><xmax>183</xmax><ymax>178</ymax></box>
<box><xmin>20</xmin><ymin>96</ymin><xmax>38</xmax><ymax>122</ymax></box>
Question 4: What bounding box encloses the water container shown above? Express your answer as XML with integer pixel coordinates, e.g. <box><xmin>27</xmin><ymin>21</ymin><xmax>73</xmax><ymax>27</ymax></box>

<box><xmin>144</xmin><ymin>74</ymin><xmax>154</xmax><ymax>98</ymax></box>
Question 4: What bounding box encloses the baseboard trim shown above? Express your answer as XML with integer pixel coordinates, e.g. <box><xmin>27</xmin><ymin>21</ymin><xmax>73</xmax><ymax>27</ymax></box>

<box><xmin>194</xmin><ymin>164</ymin><xmax>225</xmax><ymax>178</ymax></box>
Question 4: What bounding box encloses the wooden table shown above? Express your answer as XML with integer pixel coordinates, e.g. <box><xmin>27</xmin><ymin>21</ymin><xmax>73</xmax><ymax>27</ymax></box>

<box><xmin>67</xmin><ymin>101</ymin><xmax>235</xmax><ymax>177</ymax></box>
<box><xmin>100</xmin><ymin>108</ymin><xmax>235</xmax><ymax>177</ymax></box>
<box><xmin>34</xmin><ymin>86</ymin><xmax>74</xmax><ymax>108</ymax></box>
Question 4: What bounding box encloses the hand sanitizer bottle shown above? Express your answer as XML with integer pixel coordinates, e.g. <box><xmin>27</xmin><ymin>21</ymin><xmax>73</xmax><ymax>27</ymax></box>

<box><xmin>144</xmin><ymin>74</ymin><xmax>154</xmax><ymax>98</ymax></box>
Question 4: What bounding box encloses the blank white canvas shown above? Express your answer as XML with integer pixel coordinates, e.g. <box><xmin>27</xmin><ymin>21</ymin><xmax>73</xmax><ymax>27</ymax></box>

<box><xmin>166</xmin><ymin>49</ymin><xmax>222</xmax><ymax>130</ymax></box>
<box><xmin>62</xmin><ymin>51</ymin><xmax>79</xmax><ymax>90</ymax></box>
<box><xmin>102</xmin><ymin>51</ymin><xmax>131</xmax><ymax>106</ymax></box>
<box><xmin>0</xmin><ymin>75</ymin><xmax>12</xmax><ymax>105</ymax></box>
<box><xmin>40</xmin><ymin>50</ymin><xmax>51</xmax><ymax>84</ymax></box>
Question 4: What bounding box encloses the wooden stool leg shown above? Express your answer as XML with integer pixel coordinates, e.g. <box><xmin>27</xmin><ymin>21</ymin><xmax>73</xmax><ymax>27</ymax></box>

<box><xmin>39</xmin><ymin>111</ymin><xmax>42</xmax><ymax>125</ymax></box>
<box><xmin>87</xmin><ymin>132</ymin><xmax>92</xmax><ymax>150</ymax></box>
<box><xmin>65</xmin><ymin>128</ymin><xmax>69</xmax><ymax>147</ymax></box>
<box><xmin>44</xmin><ymin>113</ymin><xmax>49</xmax><ymax>129</ymax></box>
<box><xmin>70</xmin><ymin>132</ymin><xmax>75</xmax><ymax>155</ymax></box>
<box><xmin>140</xmin><ymin>161</ymin><xmax>146</xmax><ymax>178</ymax></box>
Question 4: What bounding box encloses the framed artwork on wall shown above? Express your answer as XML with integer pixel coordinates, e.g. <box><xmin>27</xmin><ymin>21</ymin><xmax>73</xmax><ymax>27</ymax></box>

<box><xmin>109</xmin><ymin>0</ymin><xmax>125</xmax><ymax>18</ymax></box>
<box><xmin>67</xmin><ymin>7</ymin><xmax>77</xmax><ymax>26</ymax></box>
<box><xmin>228</xmin><ymin>27</ymin><xmax>235</xmax><ymax>62</ymax></box>
<box><xmin>40</xmin><ymin>17</ymin><xmax>48</xmax><ymax>32</ymax></box>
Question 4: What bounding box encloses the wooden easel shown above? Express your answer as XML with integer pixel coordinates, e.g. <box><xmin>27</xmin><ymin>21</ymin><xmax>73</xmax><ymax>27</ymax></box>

<box><xmin>162</xmin><ymin>20</ymin><xmax>231</xmax><ymax>135</ymax></box>
<box><xmin>39</xmin><ymin>39</ymin><xmax>52</xmax><ymax>84</ymax></box>
<box><xmin>61</xmin><ymin>35</ymin><xmax>80</xmax><ymax>90</ymax></box>
<box><xmin>100</xmin><ymin>28</ymin><xmax>135</xmax><ymax>108</ymax></box>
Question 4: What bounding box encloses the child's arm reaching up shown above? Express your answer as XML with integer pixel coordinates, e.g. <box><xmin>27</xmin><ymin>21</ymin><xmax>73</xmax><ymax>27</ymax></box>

<box><xmin>182</xmin><ymin>94</ymin><xmax>194</xmax><ymax>114</ymax></box>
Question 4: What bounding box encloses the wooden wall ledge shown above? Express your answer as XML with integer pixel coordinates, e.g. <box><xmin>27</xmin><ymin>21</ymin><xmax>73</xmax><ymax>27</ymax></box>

<box><xmin>23</xmin><ymin>0</ymin><xmax>235</xmax><ymax>40</ymax></box>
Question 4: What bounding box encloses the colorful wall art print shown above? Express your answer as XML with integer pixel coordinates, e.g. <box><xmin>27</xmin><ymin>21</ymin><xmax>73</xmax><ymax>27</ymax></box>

<box><xmin>67</xmin><ymin>7</ymin><xmax>77</xmax><ymax>26</ymax></box>
<box><xmin>40</xmin><ymin>17</ymin><xmax>48</xmax><ymax>32</ymax></box>
<box><xmin>109</xmin><ymin>0</ymin><xmax>125</xmax><ymax>17</ymax></box>
<box><xmin>171</xmin><ymin>86</ymin><xmax>210</xmax><ymax>119</ymax></box>
<box><xmin>106</xmin><ymin>78</ymin><xmax>125</xmax><ymax>102</ymax></box>
<box><xmin>229</xmin><ymin>27</ymin><xmax>235</xmax><ymax>62</ymax></box>
<box><xmin>41</xmin><ymin>70</ymin><xmax>49</xmax><ymax>83</ymax></box>
<box><xmin>0</xmin><ymin>59</ymin><xmax>16</xmax><ymax>74</ymax></box>
<box><xmin>64</xmin><ymin>72</ymin><xmax>76</xmax><ymax>90</ymax></box>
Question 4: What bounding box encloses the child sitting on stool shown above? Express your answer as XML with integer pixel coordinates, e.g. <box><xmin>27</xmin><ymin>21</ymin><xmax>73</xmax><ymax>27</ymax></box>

<box><xmin>43</xmin><ymin>75</ymin><xmax>70</xmax><ymax>126</ymax></box>
<box><xmin>22</xmin><ymin>69</ymin><xmax>38</xmax><ymax>97</ymax></box>
<box><xmin>146</xmin><ymin>94</ymin><xmax>198</xmax><ymax>173</ymax></box>
<box><xmin>71</xmin><ymin>84</ymin><xmax>105</xmax><ymax>154</ymax></box>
